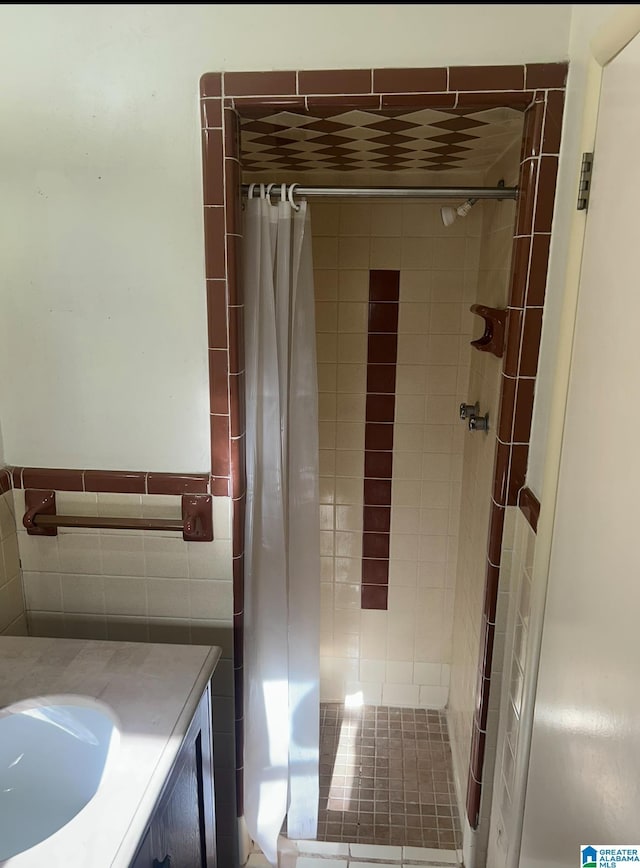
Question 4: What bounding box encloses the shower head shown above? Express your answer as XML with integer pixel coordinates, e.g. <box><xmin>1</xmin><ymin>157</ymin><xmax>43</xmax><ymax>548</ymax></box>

<box><xmin>440</xmin><ymin>206</ymin><xmax>458</xmax><ymax>227</ymax></box>
<box><xmin>440</xmin><ymin>198</ymin><xmax>477</xmax><ymax>227</ymax></box>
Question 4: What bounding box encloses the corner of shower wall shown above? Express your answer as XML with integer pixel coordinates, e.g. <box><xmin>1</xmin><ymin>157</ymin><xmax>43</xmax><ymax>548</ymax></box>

<box><xmin>447</xmin><ymin>136</ymin><xmax>522</xmax><ymax>844</ymax></box>
<box><xmin>0</xmin><ymin>469</ymin><xmax>26</xmax><ymax>635</ymax></box>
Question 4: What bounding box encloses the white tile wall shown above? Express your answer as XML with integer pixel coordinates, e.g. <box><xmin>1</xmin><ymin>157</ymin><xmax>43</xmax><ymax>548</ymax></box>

<box><xmin>14</xmin><ymin>487</ymin><xmax>234</xmax><ymax>646</ymax></box>
<box><xmin>486</xmin><ymin>506</ymin><xmax>535</xmax><ymax>868</ymax></box>
<box><xmin>314</xmin><ymin>197</ymin><xmax>483</xmax><ymax>707</ymax></box>
<box><xmin>12</xmin><ymin>485</ymin><xmax>236</xmax><ymax>863</ymax></box>
<box><xmin>0</xmin><ymin>487</ymin><xmax>26</xmax><ymax>635</ymax></box>
<box><xmin>446</xmin><ymin>139</ymin><xmax>521</xmax><ymax>839</ymax></box>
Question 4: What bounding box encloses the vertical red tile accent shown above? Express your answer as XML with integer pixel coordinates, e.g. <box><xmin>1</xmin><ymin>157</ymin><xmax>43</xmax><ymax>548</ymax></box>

<box><xmin>515</xmin><ymin>159</ymin><xmax>538</xmax><ymax>237</ymax></box>
<box><xmin>200</xmin><ymin>98</ymin><xmax>222</xmax><ymax>129</ymax></box>
<box><xmin>225</xmin><ymin>157</ymin><xmax>241</xmax><ymax>235</ymax></box>
<box><xmin>497</xmin><ymin>375</ymin><xmax>517</xmax><ymax>443</ymax></box>
<box><xmin>361</xmin><ymin>271</ymin><xmax>399</xmax><ymax>611</ymax></box>
<box><xmin>527</xmin><ymin>234</ymin><xmax>551</xmax><ymax>306</ymax></box>
<box><xmin>226</xmin><ymin>235</ymin><xmax>241</xmax><ymax>306</ymax></box>
<box><xmin>513</xmin><ymin>378</ymin><xmax>536</xmax><ymax>442</ymax></box>
<box><xmin>361</xmin><ymin>584</ymin><xmax>389</xmax><ymax>610</ymax></box>
<box><xmin>224</xmin><ymin>108</ymin><xmax>241</xmax><ymax>159</ymax></box>
<box><xmin>207</xmin><ymin>279</ymin><xmax>228</xmax><ymax>350</ymax></box>
<box><xmin>225</xmin><ymin>137</ymin><xmax>245</xmax><ymax>623</ymax></box>
<box><xmin>203</xmin><ymin>206</ymin><xmax>226</xmax><ymax>280</ymax></box>
<box><xmin>487</xmin><ymin>506</ymin><xmax>505</xmax><ymax>568</ymax></box>
<box><xmin>542</xmin><ymin>90</ymin><xmax>565</xmax><ymax>155</ymax></box>
<box><xmin>228</xmin><ymin>305</ymin><xmax>244</xmax><ymax>376</ymax></box>
<box><xmin>210</xmin><ymin>414</ymin><xmax>231</xmax><ymax>479</ymax></box>
<box><xmin>492</xmin><ymin>441</ymin><xmax>511</xmax><ymax>507</ymax></box>
<box><xmin>230</xmin><ymin>435</ymin><xmax>246</xmax><ymax>500</ymax></box>
<box><xmin>202</xmin><ymin>130</ymin><xmax>224</xmax><ymax>205</ymax></box>
<box><xmin>508</xmin><ymin>444</ymin><xmax>529</xmax><ymax>502</ymax></box>
<box><xmin>466</xmin><ymin>768</ymin><xmax>482</xmax><ymax>829</ymax></box>
<box><xmin>229</xmin><ymin>372</ymin><xmax>246</xmax><ymax>438</ymax></box>
<box><xmin>209</xmin><ymin>349</ymin><xmax>230</xmax><ymax>416</ymax></box>
<box><xmin>520</xmin><ymin>96</ymin><xmax>544</xmax><ymax>161</ymax></box>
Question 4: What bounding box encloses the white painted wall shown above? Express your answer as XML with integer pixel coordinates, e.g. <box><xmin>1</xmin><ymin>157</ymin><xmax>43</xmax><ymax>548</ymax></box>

<box><xmin>527</xmin><ymin>3</ymin><xmax>626</xmax><ymax>496</ymax></box>
<box><xmin>0</xmin><ymin>4</ymin><xmax>571</xmax><ymax>471</ymax></box>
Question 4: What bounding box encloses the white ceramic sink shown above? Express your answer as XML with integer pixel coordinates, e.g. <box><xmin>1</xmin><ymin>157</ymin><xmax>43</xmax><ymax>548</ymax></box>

<box><xmin>0</xmin><ymin>695</ymin><xmax>120</xmax><ymax>860</ymax></box>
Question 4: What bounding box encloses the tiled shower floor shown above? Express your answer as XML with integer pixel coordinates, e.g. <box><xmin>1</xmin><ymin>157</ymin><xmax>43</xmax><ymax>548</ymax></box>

<box><xmin>317</xmin><ymin>703</ymin><xmax>462</xmax><ymax>849</ymax></box>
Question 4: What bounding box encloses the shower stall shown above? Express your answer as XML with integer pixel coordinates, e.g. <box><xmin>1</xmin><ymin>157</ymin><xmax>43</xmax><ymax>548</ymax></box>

<box><xmin>198</xmin><ymin>65</ymin><xmax>566</xmax><ymax>867</ymax></box>
<box><xmin>239</xmin><ymin>106</ymin><xmax>523</xmax><ymax>858</ymax></box>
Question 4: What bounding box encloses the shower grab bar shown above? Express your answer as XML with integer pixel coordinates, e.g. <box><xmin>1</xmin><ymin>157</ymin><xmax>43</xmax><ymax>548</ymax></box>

<box><xmin>23</xmin><ymin>490</ymin><xmax>214</xmax><ymax>542</ymax></box>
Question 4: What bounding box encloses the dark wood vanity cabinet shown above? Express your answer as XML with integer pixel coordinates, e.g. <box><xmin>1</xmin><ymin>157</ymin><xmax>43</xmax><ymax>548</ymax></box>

<box><xmin>130</xmin><ymin>683</ymin><xmax>216</xmax><ymax>868</ymax></box>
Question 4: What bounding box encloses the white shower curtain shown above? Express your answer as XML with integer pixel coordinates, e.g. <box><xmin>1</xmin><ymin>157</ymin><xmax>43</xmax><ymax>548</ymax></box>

<box><xmin>243</xmin><ymin>190</ymin><xmax>320</xmax><ymax>865</ymax></box>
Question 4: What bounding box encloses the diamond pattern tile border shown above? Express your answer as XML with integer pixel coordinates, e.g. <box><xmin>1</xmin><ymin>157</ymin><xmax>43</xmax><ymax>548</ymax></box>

<box><xmin>241</xmin><ymin>107</ymin><xmax>522</xmax><ymax>173</ymax></box>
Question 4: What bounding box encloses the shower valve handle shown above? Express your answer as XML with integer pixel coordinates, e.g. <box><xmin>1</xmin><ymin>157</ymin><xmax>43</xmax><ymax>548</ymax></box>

<box><xmin>460</xmin><ymin>402</ymin><xmax>479</xmax><ymax>421</ymax></box>
<box><xmin>469</xmin><ymin>413</ymin><xmax>489</xmax><ymax>432</ymax></box>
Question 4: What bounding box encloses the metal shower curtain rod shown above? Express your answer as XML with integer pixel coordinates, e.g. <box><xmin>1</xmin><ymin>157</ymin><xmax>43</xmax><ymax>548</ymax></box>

<box><xmin>241</xmin><ymin>184</ymin><xmax>518</xmax><ymax>201</ymax></box>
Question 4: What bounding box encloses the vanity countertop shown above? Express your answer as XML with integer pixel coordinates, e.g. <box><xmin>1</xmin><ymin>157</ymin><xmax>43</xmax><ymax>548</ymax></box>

<box><xmin>0</xmin><ymin>635</ymin><xmax>221</xmax><ymax>867</ymax></box>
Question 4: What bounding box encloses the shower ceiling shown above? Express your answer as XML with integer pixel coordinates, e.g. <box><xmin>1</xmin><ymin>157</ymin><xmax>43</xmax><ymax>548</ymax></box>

<box><xmin>240</xmin><ymin>106</ymin><xmax>523</xmax><ymax>173</ymax></box>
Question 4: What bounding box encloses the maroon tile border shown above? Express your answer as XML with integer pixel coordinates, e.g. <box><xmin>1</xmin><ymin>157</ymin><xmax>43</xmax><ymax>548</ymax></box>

<box><xmin>22</xmin><ymin>467</ymin><xmax>84</xmax><ymax>492</ymax></box>
<box><xmin>449</xmin><ymin>65</ymin><xmax>524</xmax><ymax>91</ymax></box>
<box><xmin>199</xmin><ymin>62</ymin><xmax>567</xmax><ymax>824</ymax></box>
<box><xmin>373</xmin><ymin>67</ymin><xmax>447</xmax><ymax>93</ymax></box>
<box><xmin>10</xmin><ymin>467</ymin><xmax>211</xmax><ymax>496</ymax></box>
<box><xmin>0</xmin><ymin>467</ymin><xmax>11</xmax><ymax>496</ymax></box>
<box><xmin>147</xmin><ymin>473</ymin><xmax>210</xmax><ymax>495</ymax></box>
<box><xmin>201</xmin><ymin>85</ymin><xmax>247</xmax><ymax>819</ymax></box>
<box><xmin>467</xmin><ymin>81</ymin><xmax>564</xmax><ymax>825</ymax></box>
<box><xmin>224</xmin><ymin>70</ymin><xmax>297</xmax><ymax>97</ymax></box>
<box><xmin>361</xmin><ymin>271</ymin><xmax>399</xmax><ymax>611</ymax></box>
<box><xmin>85</xmin><ymin>470</ymin><xmax>146</xmax><ymax>494</ymax></box>
<box><xmin>525</xmin><ymin>62</ymin><xmax>568</xmax><ymax>89</ymax></box>
<box><xmin>519</xmin><ymin>486</ymin><xmax>541</xmax><ymax>533</ymax></box>
<box><xmin>298</xmin><ymin>68</ymin><xmax>372</xmax><ymax>95</ymax></box>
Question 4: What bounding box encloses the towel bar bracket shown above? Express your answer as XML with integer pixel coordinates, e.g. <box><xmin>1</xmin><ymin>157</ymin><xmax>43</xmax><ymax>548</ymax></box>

<box><xmin>23</xmin><ymin>490</ymin><xmax>213</xmax><ymax>542</ymax></box>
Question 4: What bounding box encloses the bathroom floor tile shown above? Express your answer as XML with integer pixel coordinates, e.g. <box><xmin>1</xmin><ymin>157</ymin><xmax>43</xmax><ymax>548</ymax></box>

<box><xmin>315</xmin><ymin>703</ymin><xmax>462</xmax><ymax>850</ymax></box>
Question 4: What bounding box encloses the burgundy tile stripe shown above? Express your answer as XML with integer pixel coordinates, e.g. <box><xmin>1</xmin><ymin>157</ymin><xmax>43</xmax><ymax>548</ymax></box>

<box><xmin>467</xmin><ymin>85</ymin><xmax>564</xmax><ymax>829</ymax></box>
<box><xmin>519</xmin><ymin>486</ymin><xmax>541</xmax><ymax>534</ymax></box>
<box><xmin>201</xmin><ymin>74</ymin><xmax>247</xmax><ymax>817</ymax></box>
<box><xmin>361</xmin><ymin>271</ymin><xmax>399</xmax><ymax>611</ymax></box>
<box><xmin>200</xmin><ymin>63</ymin><xmax>567</xmax><ymax>824</ymax></box>
<box><xmin>9</xmin><ymin>467</ymin><xmax>210</xmax><ymax>495</ymax></box>
<box><xmin>495</xmin><ymin>91</ymin><xmax>562</xmax><ymax>510</ymax></box>
<box><xmin>0</xmin><ymin>466</ymin><xmax>11</xmax><ymax>496</ymax></box>
<box><xmin>218</xmin><ymin>63</ymin><xmax>567</xmax><ymax>103</ymax></box>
